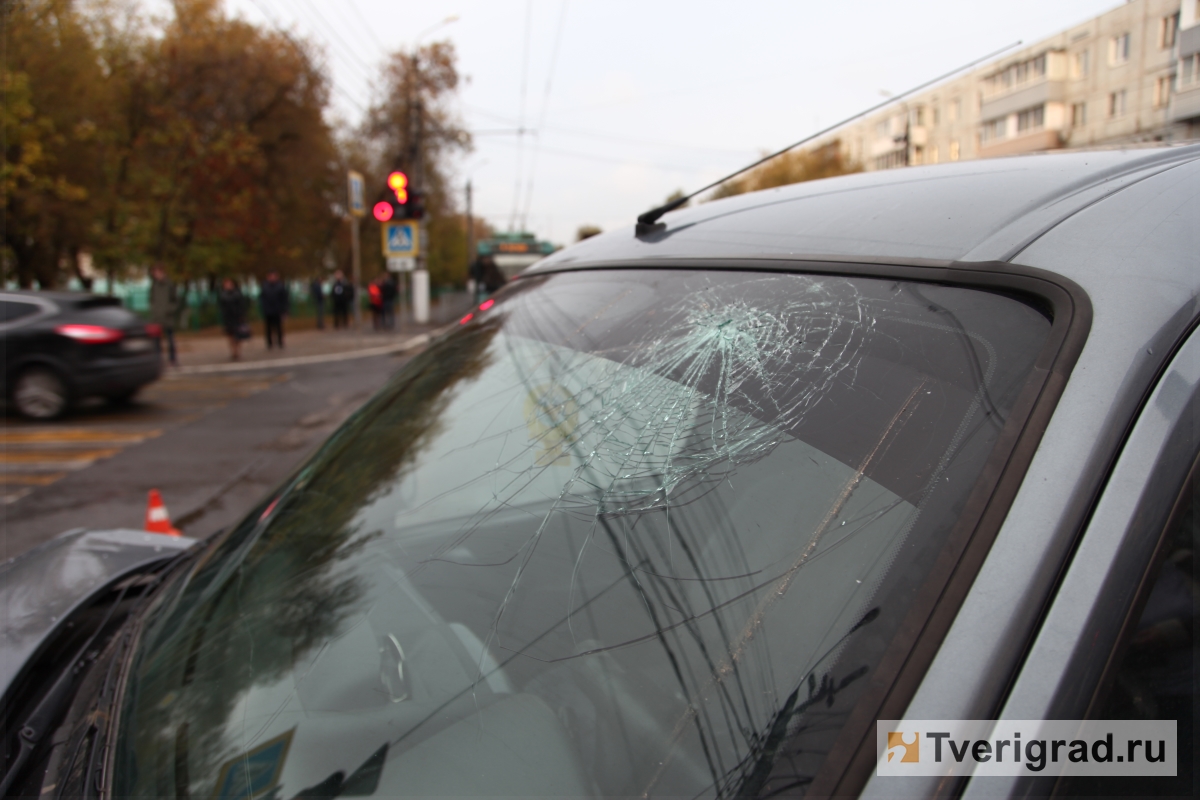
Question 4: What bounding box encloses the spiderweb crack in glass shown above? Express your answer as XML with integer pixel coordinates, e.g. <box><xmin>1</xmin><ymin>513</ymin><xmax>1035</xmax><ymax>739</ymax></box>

<box><xmin>110</xmin><ymin>270</ymin><xmax>1053</xmax><ymax>800</ymax></box>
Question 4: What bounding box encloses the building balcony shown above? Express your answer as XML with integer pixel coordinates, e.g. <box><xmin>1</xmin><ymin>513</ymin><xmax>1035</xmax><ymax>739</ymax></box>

<box><xmin>1171</xmin><ymin>85</ymin><xmax>1200</xmax><ymax>122</ymax></box>
<box><xmin>981</xmin><ymin>78</ymin><xmax>1067</xmax><ymax>121</ymax></box>
<box><xmin>979</xmin><ymin>128</ymin><xmax>1064</xmax><ymax>158</ymax></box>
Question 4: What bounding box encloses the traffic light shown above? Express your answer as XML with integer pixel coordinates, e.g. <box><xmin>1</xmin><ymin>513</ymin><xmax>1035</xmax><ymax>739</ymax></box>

<box><xmin>373</xmin><ymin>171</ymin><xmax>410</xmax><ymax>221</ymax></box>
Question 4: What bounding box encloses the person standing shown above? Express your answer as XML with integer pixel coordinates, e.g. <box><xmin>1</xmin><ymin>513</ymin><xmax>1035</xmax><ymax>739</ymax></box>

<box><xmin>259</xmin><ymin>271</ymin><xmax>290</xmax><ymax>349</ymax></box>
<box><xmin>330</xmin><ymin>270</ymin><xmax>353</xmax><ymax>329</ymax></box>
<box><xmin>217</xmin><ymin>279</ymin><xmax>248</xmax><ymax>362</ymax></box>
<box><xmin>481</xmin><ymin>255</ymin><xmax>507</xmax><ymax>295</ymax></box>
<box><xmin>310</xmin><ymin>275</ymin><xmax>325</xmax><ymax>330</ymax></box>
<box><xmin>148</xmin><ymin>264</ymin><xmax>181</xmax><ymax>366</ymax></box>
<box><xmin>381</xmin><ymin>273</ymin><xmax>398</xmax><ymax>330</ymax></box>
<box><xmin>368</xmin><ymin>276</ymin><xmax>383</xmax><ymax>331</ymax></box>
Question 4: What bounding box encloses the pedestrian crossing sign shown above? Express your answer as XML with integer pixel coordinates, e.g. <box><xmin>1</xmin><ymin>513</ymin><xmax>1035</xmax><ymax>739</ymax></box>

<box><xmin>382</xmin><ymin>221</ymin><xmax>419</xmax><ymax>257</ymax></box>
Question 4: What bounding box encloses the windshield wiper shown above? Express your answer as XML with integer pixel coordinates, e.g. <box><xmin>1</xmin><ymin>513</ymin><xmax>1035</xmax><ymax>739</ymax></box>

<box><xmin>0</xmin><ymin>542</ymin><xmax>205</xmax><ymax>796</ymax></box>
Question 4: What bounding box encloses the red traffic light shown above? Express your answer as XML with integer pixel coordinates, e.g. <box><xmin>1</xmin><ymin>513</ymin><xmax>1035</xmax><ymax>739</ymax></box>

<box><xmin>387</xmin><ymin>171</ymin><xmax>409</xmax><ymax>204</ymax></box>
<box><xmin>373</xmin><ymin>201</ymin><xmax>394</xmax><ymax>222</ymax></box>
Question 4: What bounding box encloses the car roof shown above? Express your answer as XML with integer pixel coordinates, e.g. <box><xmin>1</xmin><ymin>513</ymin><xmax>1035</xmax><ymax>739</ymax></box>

<box><xmin>531</xmin><ymin>144</ymin><xmax>1200</xmax><ymax>289</ymax></box>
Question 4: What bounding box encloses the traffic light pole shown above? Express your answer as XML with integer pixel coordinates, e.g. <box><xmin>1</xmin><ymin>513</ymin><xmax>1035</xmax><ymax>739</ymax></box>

<box><xmin>410</xmin><ymin>54</ymin><xmax>431</xmax><ymax>325</ymax></box>
<box><xmin>350</xmin><ymin>215</ymin><xmax>362</xmax><ymax>330</ymax></box>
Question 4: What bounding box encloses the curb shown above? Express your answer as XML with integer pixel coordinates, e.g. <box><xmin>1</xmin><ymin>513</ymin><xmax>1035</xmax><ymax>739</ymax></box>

<box><xmin>173</xmin><ymin>334</ymin><xmax>431</xmax><ymax>375</ymax></box>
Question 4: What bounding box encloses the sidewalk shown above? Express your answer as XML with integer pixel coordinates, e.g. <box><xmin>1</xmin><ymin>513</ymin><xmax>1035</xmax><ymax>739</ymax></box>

<box><xmin>171</xmin><ymin>291</ymin><xmax>473</xmax><ymax>373</ymax></box>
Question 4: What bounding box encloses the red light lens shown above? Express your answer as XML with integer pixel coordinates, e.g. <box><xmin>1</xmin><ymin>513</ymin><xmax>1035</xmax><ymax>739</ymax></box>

<box><xmin>144</xmin><ymin>323</ymin><xmax>162</xmax><ymax>338</ymax></box>
<box><xmin>459</xmin><ymin>313</ymin><xmax>474</xmax><ymax>325</ymax></box>
<box><xmin>56</xmin><ymin>324</ymin><xmax>124</xmax><ymax>344</ymax></box>
<box><xmin>373</xmin><ymin>202</ymin><xmax>393</xmax><ymax>221</ymax></box>
<box><xmin>479</xmin><ymin>299</ymin><xmax>495</xmax><ymax>311</ymax></box>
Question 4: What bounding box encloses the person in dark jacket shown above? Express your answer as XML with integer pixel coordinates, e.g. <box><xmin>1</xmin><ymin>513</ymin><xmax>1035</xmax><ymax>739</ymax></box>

<box><xmin>481</xmin><ymin>255</ymin><xmax>507</xmax><ymax>294</ymax></box>
<box><xmin>148</xmin><ymin>264</ymin><xmax>182</xmax><ymax>366</ymax></box>
<box><xmin>217</xmin><ymin>279</ymin><xmax>248</xmax><ymax>361</ymax></box>
<box><xmin>259</xmin><ymin>271</ymin><xmax>290</xmax><ymax>349</ymax></box>
<box><xmin>330</xmin><ymin>270</ymin><xmax>353</xmax><ymax>329</ymax></box>
<box><xmin>381</xmin><ymin>274</ymin><xmax>398</xmax><ymax>330</ymax></box>
<box><xmin>310</xmin><ymin>276</ymin><xmax>325</xmax><ymax>330</ymax></box>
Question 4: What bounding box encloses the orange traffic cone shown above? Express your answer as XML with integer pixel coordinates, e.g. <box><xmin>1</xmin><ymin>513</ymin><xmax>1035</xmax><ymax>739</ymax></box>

<box><xmin>145</xmin><ymin>489</ymin><xmax>183</xmax><ymax>536</ymax></box>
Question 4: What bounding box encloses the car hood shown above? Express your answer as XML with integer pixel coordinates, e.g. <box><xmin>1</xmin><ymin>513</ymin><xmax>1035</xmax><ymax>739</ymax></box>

<box><xmin>0</xmin><ymin>528</ymin><xmax>195</xmax><ymax>700</ymax></box>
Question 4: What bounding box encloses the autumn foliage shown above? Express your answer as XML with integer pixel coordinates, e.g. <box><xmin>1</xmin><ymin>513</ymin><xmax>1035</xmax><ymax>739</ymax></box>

<box><xmin>710</xmin><ymin>141</ymin><xmax>862</xmax><ymax>200</ymax></box>
<box><xmin>3</xmin><ymin>0</ymin><xmax>474</xmax><ymax>289</ymax></box>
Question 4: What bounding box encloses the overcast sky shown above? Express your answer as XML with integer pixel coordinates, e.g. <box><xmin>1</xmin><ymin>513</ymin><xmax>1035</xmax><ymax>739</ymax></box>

<box><xmin>179</xmin><ymin>0</ymin><xmax>1121</xmax><ymax>243</ymax></box>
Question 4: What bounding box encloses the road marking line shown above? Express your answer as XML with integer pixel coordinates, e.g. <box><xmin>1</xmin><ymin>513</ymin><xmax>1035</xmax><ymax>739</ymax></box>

<box><xmin>0</xmin><ymin>448</ymin><xmax>122</xmax><ymax>463</ymax></box>
<box><xmin>3</xmin><ymin>488</ymin><xmax>34</xmax><ymax>505</ymax></box>
<box><xmin>0</xmin><ymin>473</ymin><xmax>68</xmax><ymax>485</ymax></box>
<box><xmin>174</xmin><ymin>334</ymin><xmax>429</xmax><ymax>374</ymax></box>
<box><xmin>0</xmin><ymin>430</ymin><xmax>162</xmax><ymax>445</ymax></box>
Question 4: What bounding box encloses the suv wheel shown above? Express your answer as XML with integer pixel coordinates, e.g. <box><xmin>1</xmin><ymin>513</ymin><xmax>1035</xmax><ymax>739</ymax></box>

<box><xmin>13</xmin><ymin>366</ymin><xmax>69</xmax><ymax>420</ymax></box>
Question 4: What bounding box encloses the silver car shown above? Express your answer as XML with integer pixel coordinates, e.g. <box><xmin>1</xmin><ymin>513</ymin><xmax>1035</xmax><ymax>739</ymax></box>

<box><xmin>3</xmin><ymin>145</ymin><xmax>1197</xmax><ymax>799</ymax></box>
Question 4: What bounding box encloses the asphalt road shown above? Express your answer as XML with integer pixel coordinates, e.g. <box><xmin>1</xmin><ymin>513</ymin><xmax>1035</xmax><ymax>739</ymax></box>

<box><xmin>1</xmin><ymin>350</ymin><xmax>414</xmax><ymax>561</ymax></box>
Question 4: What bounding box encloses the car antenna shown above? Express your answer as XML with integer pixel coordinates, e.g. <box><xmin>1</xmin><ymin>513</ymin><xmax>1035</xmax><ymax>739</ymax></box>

<box><xmin>634</xmin><ymin>41</ymin><xmax>1022</xmax><ymax>236</ymax></box>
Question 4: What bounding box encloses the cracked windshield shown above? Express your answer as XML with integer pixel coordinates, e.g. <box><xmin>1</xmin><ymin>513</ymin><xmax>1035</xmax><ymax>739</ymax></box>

<box><xmin>114</xmin><ymin>268</ymin><xmax>1051</xmax><ymax>797</ymax></box>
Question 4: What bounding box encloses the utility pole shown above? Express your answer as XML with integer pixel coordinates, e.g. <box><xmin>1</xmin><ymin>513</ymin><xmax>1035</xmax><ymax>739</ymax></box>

<box><xmin>465</xmin><ymin>180</ymin><xmax>474</xmax><ymax>298</ymax></box>
<box><xmin>350</xmin><ymin>215</ymin><xmax>362</xmax><ymax>329</ymax></box>
<box><xmin>346</xmin><ymin>170</ymin><xmax>366</xmax><ymax>330</ymax></box>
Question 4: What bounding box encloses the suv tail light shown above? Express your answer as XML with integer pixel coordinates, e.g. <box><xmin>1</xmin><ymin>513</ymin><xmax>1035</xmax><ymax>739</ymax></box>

<box><xmin>144</xmin><ymin>323</ymin><xmax>163</xmax><ymax>338</ymax></box>
<box><xmin>55</xmin><ymin>324</ymin><xmax>125</xmax><ymax>344</ymax></box>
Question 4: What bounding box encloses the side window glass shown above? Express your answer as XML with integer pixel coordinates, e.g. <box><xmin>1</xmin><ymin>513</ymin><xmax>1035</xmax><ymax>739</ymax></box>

<box><xmin>1058</xmin><ymin>471</ymin><xmax>1198</xmax><ymax>797</ymax></box>
<box><xmin>0</xmin><ymin>300</ymin><xmax>41</xmax><ymax>323</ymax></box>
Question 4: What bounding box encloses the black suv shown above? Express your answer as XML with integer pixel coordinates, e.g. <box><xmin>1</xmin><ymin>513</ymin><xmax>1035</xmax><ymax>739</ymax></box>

<box><xmin>1</xmin><ymin>291</ymin><xmax>162</xmax><ymax>419</ymax></box>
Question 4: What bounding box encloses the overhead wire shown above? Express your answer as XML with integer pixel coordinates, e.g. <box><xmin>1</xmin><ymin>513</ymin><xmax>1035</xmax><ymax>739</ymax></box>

<box><xmin>464</xmin><ymin>102</ymin><xmax>753</xmax><ymax>155</ymax></box>
<box><xmin>285</xmin><ymin>0</ymin><xmax>377</xmax><ymax>81</ymax></box>
<box><xmin>508</xmin><ymin>0</ymin><xmax>534</xmax><ymax>232</ymax></box>
<box><xmin>344</xmin><ymin>0</ymin><xmax>387</xmax><ymax>51</ymax></box>
<box><xmin>249</xmin><ymin>0</ymin><xmax>372</xmax><ymax>113</ymax></box>
<box><xmin>519</xmin><ymin>0</ymin><xmax>568</xmax><ymax>232</ymax></box>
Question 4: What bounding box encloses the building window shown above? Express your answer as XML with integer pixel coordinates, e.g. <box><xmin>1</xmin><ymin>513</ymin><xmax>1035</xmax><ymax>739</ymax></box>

<box><xmin>930</xmin><ymin>145</ymin><xmax>940</xmax><ymax>164</ymax></box>
<box><xmin>1181</xmin><ymin>54</ymin><xmax>1200</xmax><ymax>87</ymax></box>
<box><xmin>1016</xmin><ymin>105</ymin><xmax>1045</xmax><ymax>133</ymax></box>
<box><xmin>1109</xmin><ymin>89</ymin><xmax>1127</xmax><ymax>117</ymax></box>
<box><xmin>914</xmin><ymin>106</ymin><xmax>925</xmax><ymax>126</ymax></box>
<box><xmin>1159</xmin><ymin>14</ymin><xmax>1178</xmax><ymax>50</ymax></box>
<box><xmin>980</xmin><ymin>117</ymin><xmax>1007</xmax><ymax>143</ymax></box>
<box><xmin>1071</xmin><ymin>102</ymin><xmax>1087</xmax><ymax>127</ymax></box>
<box><xmin>949</xmin><ymin>140</ymin><xmax>960</xmax><ymax>161</ymax></box>
<box><xmin>912</xmin><ymin>145</ymin><xmax>925</xmax><ymax>165</ymax></box>
<box><xmin>875</xmin><ymin>120</ymin><xmax>889</xmax><ymax>138</ymax></box>
<box><xmin>1109</xmin><ymin>33</ymin><xmax>1130</xmax><ymax>65</ymax></box>
<box><xmin>932</xmin><ymin>105</ymin><xmax>940</xmax><ymax>125</ymax></box>
<box><xmin>1071</xmin><ymin>49</ymin><xmax>1090</xmax><ymax>79</ymax></box>
<box><xmin>1154</xmin><ymin>75</ymin><xmax>1172</xmax><ymax>107</ymax></box>
<box><xmin>948</xmin><ymin>98</ymin><xmax>960</xmax><ymax>122</ymax></box>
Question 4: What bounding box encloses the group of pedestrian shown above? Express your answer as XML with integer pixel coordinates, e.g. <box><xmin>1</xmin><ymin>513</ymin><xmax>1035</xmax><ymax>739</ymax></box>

<box><xmin>368</xmin><ymin>273</ymin><xmax>399</xmax><ymax>330</ymax></box>
<box><xmin>150</xmin><ymin>262</ymin><xmax>479</xmax><ymax>365</ymax></box>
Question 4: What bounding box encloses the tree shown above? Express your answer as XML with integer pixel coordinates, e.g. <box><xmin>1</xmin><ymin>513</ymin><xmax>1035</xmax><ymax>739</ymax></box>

<box><xmin>364</xmin><ymin>41</ymin><xmax>471</xmax><ymax>287</ymax></box>
<box><xmin>710</xmin><ymin>140</ymin><xmax>861</xmax><ymax>200</ymax></box>
<box><xmin>576</xmin><ymin>225</ymin><xmax>602</xmax><ymax>242</ymax></box>
<box><xmin>2</xmin><ymin>0</ymin><xmax>344</xmax><ymax>288</ymax></box>
<box><xmin>142</xmin><ymin>0</ymin><xmax>341</xmax><ymax>282</ymax></box>
<box><xmin>3</xmin><ymin>0</ymin><xmax>103</xmax><ymax>287</ymax></box>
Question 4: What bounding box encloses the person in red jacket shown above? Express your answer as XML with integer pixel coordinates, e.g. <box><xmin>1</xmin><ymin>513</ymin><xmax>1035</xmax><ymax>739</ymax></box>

<box><xmin>368</xmin><ymin>277</ymin><xmax>384</xmax><ymax>331</ymax></box>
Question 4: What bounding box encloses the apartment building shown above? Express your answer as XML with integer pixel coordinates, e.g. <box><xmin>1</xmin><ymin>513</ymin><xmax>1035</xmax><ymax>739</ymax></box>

<box><xmin>830</xmin><ymin>0</ymin><xmax>1200</xmax><ymax>172</ymax></box>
